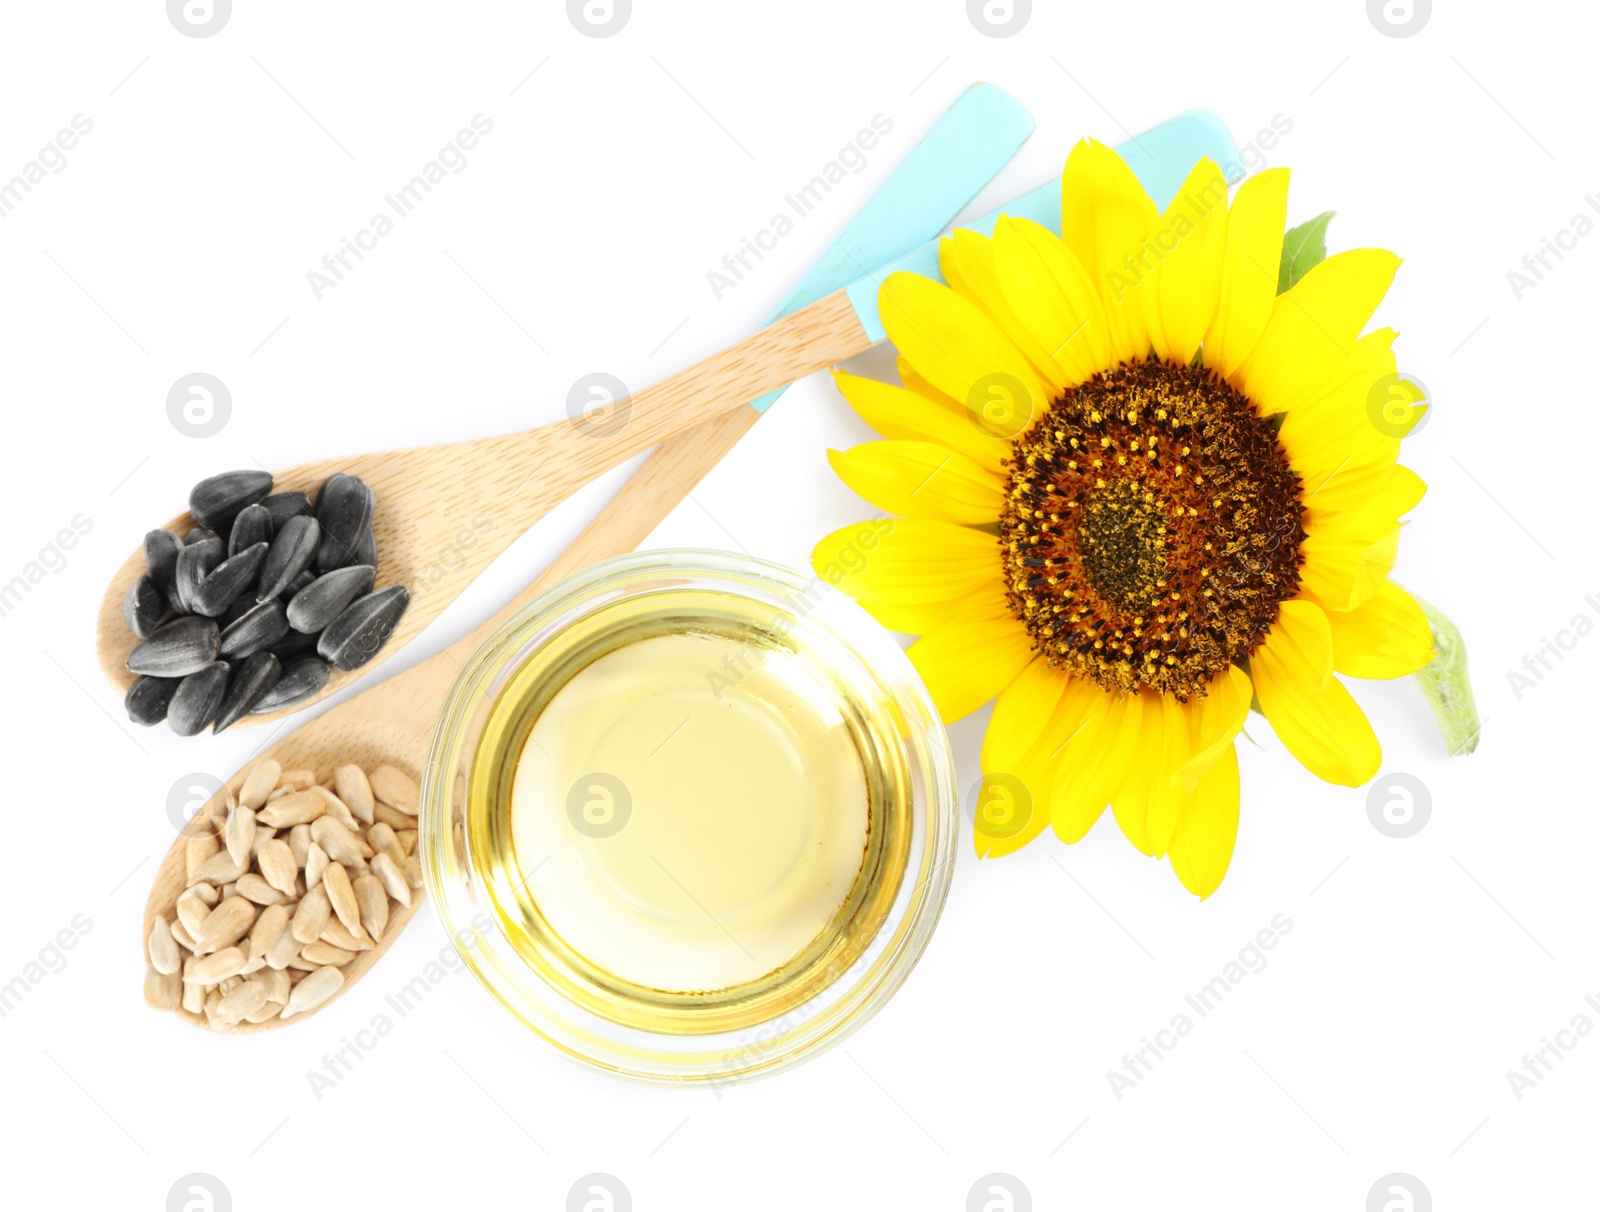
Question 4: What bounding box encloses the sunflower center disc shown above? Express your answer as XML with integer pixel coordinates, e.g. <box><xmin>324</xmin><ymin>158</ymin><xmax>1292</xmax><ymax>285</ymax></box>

<box><xmin>1000</xmin><ymin>358</ymin><xmax>1305</xmax><ymax>700</ymax></box>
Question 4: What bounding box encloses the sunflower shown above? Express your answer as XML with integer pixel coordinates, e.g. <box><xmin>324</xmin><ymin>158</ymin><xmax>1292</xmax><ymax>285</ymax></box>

<box><xmin>811</xmin><ymin>140</ymin><xmax>1435</xmax><ymax>899</ymax></box>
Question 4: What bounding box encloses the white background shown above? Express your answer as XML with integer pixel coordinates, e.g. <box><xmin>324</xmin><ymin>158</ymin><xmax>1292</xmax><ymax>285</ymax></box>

<box><xmin>1</xmin><ymin>1</ymin><xmax>1594</xmax><ymax>1208</ymax></box>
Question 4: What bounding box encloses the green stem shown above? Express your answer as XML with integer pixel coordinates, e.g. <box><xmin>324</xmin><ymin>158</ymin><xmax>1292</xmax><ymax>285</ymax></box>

<box><xmin>1408</xmin><ymin>592</ymin><xmax>1480</xmax><ymax>755</ymax></box>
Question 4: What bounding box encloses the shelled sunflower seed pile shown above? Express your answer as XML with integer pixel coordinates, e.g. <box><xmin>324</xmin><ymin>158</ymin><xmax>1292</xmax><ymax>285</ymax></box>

<box><xmin>122</xmin><ymin>470</ymin><xmax>410</xmax><ymax>733</ymax></box>
<box><xmin>142</xmin><ymin>760</ymin><xmax>424</xmax><ymax>1028</ymax></box>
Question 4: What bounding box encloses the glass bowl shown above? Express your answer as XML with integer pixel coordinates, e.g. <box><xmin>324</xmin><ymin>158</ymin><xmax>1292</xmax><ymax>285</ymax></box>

<box><xmin>419</xmin><ymin>549</ymin><xmax>958</xmax><ymax>1086</ymax></box>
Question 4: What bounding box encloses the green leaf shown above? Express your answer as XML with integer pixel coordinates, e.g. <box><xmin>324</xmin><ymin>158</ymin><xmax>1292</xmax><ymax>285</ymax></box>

<box><xmin>1409</xmin><ymin>593</ymin><xmax>1481</xmax><ymax>756</ymax></box>
<box><xmin>1277</xmin><ymin>211</ymin><xmax>1335</xmax><ymax>294</ymax></box>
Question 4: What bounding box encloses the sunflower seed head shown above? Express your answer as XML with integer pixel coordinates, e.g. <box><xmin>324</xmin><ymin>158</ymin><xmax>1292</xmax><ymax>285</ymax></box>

<box><xmin>219</xmin><ymin>599</ymin><xmax>290</xmax><ymax>659</ymax></box>
<box><xmin>128</xmin><ymin>615</ymin><xmax>220</xmax><ymax>677</ymax></box>
<box><xmin>318</xmin><ymin>585</ymin><xmax>410</xmax><ymax>671</ymax></box>
<box><xmin>168</xmin><ymin>662</ymin><xmax>230</xmax><ymax>736</ymax></box>
<box><xmin>125</xmin><ymin>674</ymin><xmax>179</xmax><ymax>726</ymax></box>
<box><xmin>191</xmin><ymin>542</ymin><xmax>268</xmax><ymax>617</ymax></box>
<box><xmin>286</xmin><ymin>564</ymin><xmax>375</xmax><ymax>634</ymax></box>
<box><xmin>256</xmin><ymin>514</ymin><xmax>321</xmax><ymax>604</ymax></box>
<box><xmin>250</xmin><ymin>656</ymin><xmax>329</xmax><ymax>713</ymax></box>
<box><xmin>213</xmin><ymin>651</ymin><xmax>281</xmax><ymax>733</ymax></box>
<box><xmin>190</xmin><ymin>470</ymin><xmax>274</xmax><ymax>531</ymax></box>
<box><xmin>228</xmin><ymin>503</ymin><xmax>273</xmax><ymax>556</ymax></box>
<box><xmin>314</xmin><ymin>474</ymin><xmax>375</xmax><ymax>572</ymax></box>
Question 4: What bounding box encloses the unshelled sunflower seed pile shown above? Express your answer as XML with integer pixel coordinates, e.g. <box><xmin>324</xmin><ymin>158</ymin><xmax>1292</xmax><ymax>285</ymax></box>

<box><xmin>142</xmin><ymin>760</ymin><xmax>423</xmax><ymax>1028</ymax></box>
<box><xmin>122</xmin><ymin>470</ymin><xmax>410</xmax><ymax>733</ymax></box>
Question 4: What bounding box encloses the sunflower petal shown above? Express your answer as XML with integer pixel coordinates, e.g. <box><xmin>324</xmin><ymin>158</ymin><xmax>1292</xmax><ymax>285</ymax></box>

<box><xmin>896</xmin><ymin>355</ymin><xmax>959</xmax><ymax>409</ymax></box>
<box><xmin>1253</xmin><ymin>623</ymin><xmax>1382</xmax><ymax>787</ymax></box>
<box><xmin>1205</xmin><ymin>168</ymin><xmax>1289</xmax><ymax>376</ymax></box>
<box><xmin>1300</xmin><ymin>523</ymin><xmax>1400</xmax><ymax>612</ymax></box>
<box><xmin>907</xmin><ymin>610</ymin><xmax>1035</xmax><ymax>723</ymax></box>
<box><xmin>1326</xmin><ymin>581</ymin><xmax>1435</xmax><ymax>679</ymax></box>
<box><xmin>981</xmin><ymin>657</ymin><xmax>1070</xmax><ymax>775</ymax></box>
<box><xmin>1261</xmin><ymin>599</ymin><xmax>1334</xmax><ymax>693</ymax></box>
<box><xmin>812</xmin><ymin>517</ymin><xmax>997</xmax><ymax>606</ymax></box>
<box><xmin>975</xmin><ymin>663</ymin><xmax>1079</xmax><ymax>858</ymax></box>
<box><xmin>1236</xmin><ymin>248</ymin><xmax>1402</xmax><ymax>413</ymax></box>
<box><xmin>991</xmin><ymin>216</ymin><xmax>1112</xmax><ymax>387</ymax></box>
<box><xmin>1308</xmin><ymin>465</ymin><xmax>1426</xmax><ymax>535</ymax></box>
<box><xmin>1167</xmin><ymin>745</ymin><xmax>1240</xmax><ymax>900</ymax></box>
<box><xmin>832</xmin><ymin>370</ymin><xmax>1011</xmax><ymax>471</ymax></box>
<box><xmin>827</xmin><ymin>442</ymin><xmax>1003</xmax><ymax>525</ymax></box>
<box><xmin>941</xmin><ymin>229</ymin><xmax>1071</xmax><ymax>396</ymax></box>
<box><xmin>1124</xmin><ymin>692</ymin><xmax>1194</xmax><ymax>856</ymax></box>
<box><xmin>1050</xmin><ymin>685</ymin><xmax>1142</xmax><ymax>843</ymax></box>
<box><xmin>1175</xmin><ymin>664</ymin><xmax>1253</xmax><ymax>790</ymax></box>
<box><xmin>879</xmin><ymin>271</ymin><xmax>1048</xmax><ymax>425</ymax></box>
<box><xmin>1143</xmin><ymin>158</ymin><xmax>1229</xmax><ymax>364</ymax></box>
<box><xmin>1059</xmin><ymin>139</ymin><xmax>1159</xmax><ymax>364</ymax></box>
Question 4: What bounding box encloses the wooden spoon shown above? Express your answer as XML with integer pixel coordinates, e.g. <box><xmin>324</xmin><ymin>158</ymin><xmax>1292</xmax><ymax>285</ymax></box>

<box><xmin>141</xmin><ymin>373</ymin><xmax>813</xmax><ymax>1030</ymax></box>
<box><xmin>100</xmin><ymin>290</ymin><xmax>870</xmax><ymax>726</ymax></box>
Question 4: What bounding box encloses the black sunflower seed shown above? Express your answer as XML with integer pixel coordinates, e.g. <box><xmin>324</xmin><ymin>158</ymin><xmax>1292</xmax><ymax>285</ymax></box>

<box><xmin>123</xmin><ymin>575</ymin><xmax>171</xmax><ymax>639</ymax></box>
<box><xmin>213</xmin><ymin>652</ymin><xmax>281</xmax><ymax>733</ymax></box>
<box><xmin>317</xmin><ymin>585</ymin><xmax>410</xmax><ymax>671</ymax></box>
<box><xmin>314</xmin><ymin>474</ymin><xmax>374</xmax><ymax>572</ymax></box>
<box><xmin>256</xmin><ymin>515</ymin><xmax>321</xmax><ymax>602</ymax></box>
<box><xmin>288</xmin><ymin>568</ymin><xmax>318</xmax><ymax>596</ymax></box>
<box><xmin>353</xmin><ymin>526</ymin><xmax>377</xmax><ymax>568</ymax></box>
<box><xmin>269</xmin><ymin>626</ymin><xmax>320</xmax><ymax>661</ymax></box>
<box><xmin>250</xmin><ymin>656</ymin><xmax>330</xmax><ymax>713</ymax></box>
<box><xmin>186</xmin><ymin>527</ymin><xmax>220</xmax><ymax>546</ymax></box>
<box><xmin>144</xmin><ymin>529</ymin><xmax>183</xmax><ymax>609</ymax></box>
<box><xmin>218</xmin><ymin>595</ymin><xmax>257</xmax><ymax>629</ymax></box>
<box><xmin>286</xmin><ymin>564</ymin><xmax>375</xmax><ymax>634</ymax></box>
<box><xmin>125</xmin><ymin>675</ymin><xmax>180</xmax><ymax>726</ymax></box>
<box><xmin>167</xmin><ymin>662</ymin><xmax>230</xmax><ymax>736</ymax></box>
<box><xmin>189</xmin><ymin>470</ymin><xmax>274</xmax><ymax>532</ymax></box>
<box><xmin>191</xmin><ymin>542</ymin><xmax>269</xmax><ymax>617</ymax></box>
<box><xmin>174</xmin><ymin>537</ymin><xmax>224</xmax><ymax>612</ymax></box>
<box><xmin>261</xmin><ymin>491</ymin><xmax>314</xmax><ymax>530</ymax></box>
<box><xmin>129</xmin><ymin>613</ymin><xmax>220</xmax><ymax>677</ymax></box>
<box><xmin>219</xmin><ymin>599</ymin><xmax>290</xmax><ymax>659</ymax></box>
<box><xmin>228</xmin><ymin>504</ymin><xmax>273</xmax><ymax>556</ymax></box>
